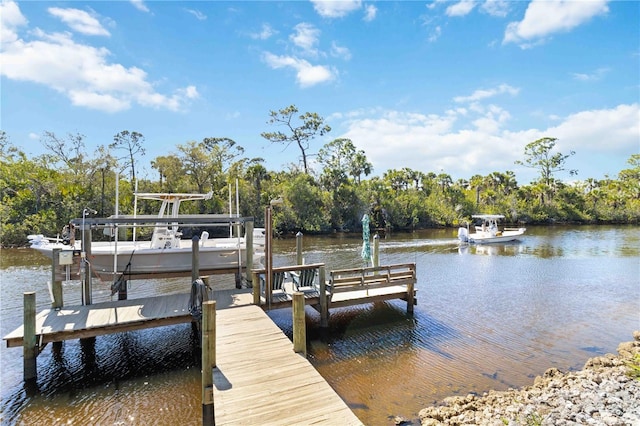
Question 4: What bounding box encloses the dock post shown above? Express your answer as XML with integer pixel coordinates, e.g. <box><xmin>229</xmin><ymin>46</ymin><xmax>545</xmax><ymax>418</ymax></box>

<box><xmin>245</xmin><ymin>220</ymin><xmax>254</xmax><ymax>287</ymax></box>
<box><xmin>296</xmin><ymin>231</ymin><xmax>303</xmax><ymax>265</ymax></box>
<box><xmin>202</xmin><ymin>300</ymin><xmax>216</xmax><ymax>425</ymax></box>
<box><xmin>373</xmin><ymin>234</ymin><xmax>380</xmax><ymax>268</ymax></box>
<box><xmin>192</xmin><ymin>236</ymin><xmax>200</xmax><ymax>284</ymax></box>
<box><xmin>292</xmin><ymin>292</ymin><xmax>306</xmax><ymax>356</ymax></box>
<box><xmin>51</xmin><ymin>248</ymin><xmax>63</xmax><ymax>309</ymax></box>
<box><xmin>318</xmin><ymin>266</ymin><xmax>329</xmax><ymax>328</ymax></box>
<box><xmin>407</xmin><ymin>265</ymin><xmax>415</xmax><ymax>315</ymax></box>
<box><xmin>82</xmin><ymin>227</ymin><xmax>92</xmax><ymax>305</ymax></box>
<box><xmin>23</xmin><ymin>292</ymin><xmax>37</xmax><ymax>382</ymax></box>
<box><xmin>252</xmin><ymin>270</ymin><xmax>260</xmax><ymax>305</ymax></box>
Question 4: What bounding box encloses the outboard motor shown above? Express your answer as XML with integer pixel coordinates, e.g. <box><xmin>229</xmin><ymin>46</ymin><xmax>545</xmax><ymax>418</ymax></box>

<box><xmin>457</xmin><ymin>227</ymin><xmax>469</xmax><ymax>243</ymax></box>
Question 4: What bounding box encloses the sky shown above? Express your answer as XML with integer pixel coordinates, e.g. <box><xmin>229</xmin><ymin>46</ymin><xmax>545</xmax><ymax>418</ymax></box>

<box><xmin>1</xmin><ymin>0</ymin><xmax>638</xmax><ymax>185</ymax></box>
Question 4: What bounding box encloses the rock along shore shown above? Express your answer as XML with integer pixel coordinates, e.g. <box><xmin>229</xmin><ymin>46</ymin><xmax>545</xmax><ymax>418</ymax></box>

<box><xmin>418</xmin><ymin>331</ymin><xmax>640</xmax><ymax>426</ymax></box>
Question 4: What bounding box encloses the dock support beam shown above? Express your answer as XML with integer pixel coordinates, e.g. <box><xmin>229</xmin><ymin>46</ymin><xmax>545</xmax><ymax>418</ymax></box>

<box><xmin>373</xmin><ymin>234</ymin><xmax>380</xmax><ymax>268</ymax></box>
<box><xmin>296</xmin><ymin>231</ymin><xmax>303</xmax><ymax>265</ymax></box>
<box><xmin>292</xmin><ymin>292</ymin><xmax>306</xmax><ymax>356</ymax></box>
<box><xmin>202</xmin><ymin>300</ymin><xmax>216</xmax><ymax>425</ymax></box>
<box><xmin>318</xmin><ymin>266</ymin><xmax>328</xmax><ymax>328</ymax></box>
<box><xmin>245</xmin><ymin>220</ymin><xmax>254</xmax><ymax>288</ymax></box>
<box><xmin>51</xmin><ymin>249</ymin><xmax>63</xmax><ymax>309</ymax></box>
<box><xmin>81</xmin><ymin>228</ymin><xmax>92</xmax><ymax>305</ymax></box>
<box><xmin>23</xmin><ymin>292</ymin><xmax>37</xmax><ymax>382</ymax></box>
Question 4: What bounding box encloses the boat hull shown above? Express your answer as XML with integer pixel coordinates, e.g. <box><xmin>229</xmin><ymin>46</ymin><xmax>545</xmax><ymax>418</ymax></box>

<box><xmin>468</xmin><ymin>229</ymin><xmax>526</xmax><ymax>244</ymax></box>
<box><xmin>29</xmin><ymin>236</ymin><xmax>262</xmax><ymax>281</ymax></box>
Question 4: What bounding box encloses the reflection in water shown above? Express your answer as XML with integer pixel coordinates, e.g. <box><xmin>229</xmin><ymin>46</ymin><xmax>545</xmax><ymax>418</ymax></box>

<box><xmin>1</xmin><ymin>226</ymin><xmax>638</xmax><ymax>425</ymax></box>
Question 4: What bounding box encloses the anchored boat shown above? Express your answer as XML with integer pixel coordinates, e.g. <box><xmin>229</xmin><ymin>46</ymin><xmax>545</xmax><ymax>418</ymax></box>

<box><xmin>458</xmin><ymin>214</ymin><xmax>526</xmax><ymax>244</ymax></box>
<box><xmin>28</xmin><ymin>192</ymin><xmax>264</xmax><ymax>281</ymax></box>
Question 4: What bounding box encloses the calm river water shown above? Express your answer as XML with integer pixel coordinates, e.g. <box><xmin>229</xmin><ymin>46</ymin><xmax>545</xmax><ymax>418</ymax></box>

<box><xmin>1</xmin><ymin>225</ymin><xmax>638</xmax><ymax>425</ymax></box>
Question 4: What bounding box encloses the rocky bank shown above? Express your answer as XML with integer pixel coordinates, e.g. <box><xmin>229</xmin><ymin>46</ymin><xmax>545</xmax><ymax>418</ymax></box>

<box><xmin>418</xmin><ymin>331</ymin><xmax>640</xmax><ymax>426</ymax></box>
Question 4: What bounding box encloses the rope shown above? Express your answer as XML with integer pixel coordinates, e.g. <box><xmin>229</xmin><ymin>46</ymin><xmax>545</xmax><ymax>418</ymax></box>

<box><xmin>189</xmin><ymin>278</ymin><xmax>211</xmax><ymax>321</ymax></box>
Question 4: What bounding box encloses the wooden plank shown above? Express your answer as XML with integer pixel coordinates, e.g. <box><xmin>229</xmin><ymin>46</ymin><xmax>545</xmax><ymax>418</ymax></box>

<box><xmin>213</xmin><ymin>305</ymin><xmax>362</xmax><ymax>426</ymax></box>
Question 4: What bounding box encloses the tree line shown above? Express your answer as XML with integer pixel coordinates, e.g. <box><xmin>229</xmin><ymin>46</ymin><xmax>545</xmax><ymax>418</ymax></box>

<box><xmin>1</xmin><ymin>105</ymin><xmax>638</xmax><ymax>247</ymax></box>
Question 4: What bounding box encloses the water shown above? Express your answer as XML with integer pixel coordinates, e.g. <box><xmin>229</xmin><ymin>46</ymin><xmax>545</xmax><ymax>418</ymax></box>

<box><xmin>1</xmin><ymin>226</ymin><xmax>639</xmax><ymax>425</ymax></box>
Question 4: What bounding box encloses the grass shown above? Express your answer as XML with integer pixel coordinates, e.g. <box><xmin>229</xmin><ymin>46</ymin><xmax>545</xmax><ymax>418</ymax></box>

<box><xmin>627</xmin><ymin>353</ymin><xmax>640</xmax><ymax>380</ymax></box>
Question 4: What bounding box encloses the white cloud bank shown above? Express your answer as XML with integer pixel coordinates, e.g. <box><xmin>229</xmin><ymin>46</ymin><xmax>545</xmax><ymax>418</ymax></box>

<box><xmin>336</xmin><ymin>98</ymin><xmax>639</xmax><ymax>183</ymax></box>
<box><xmin>0</xmin><ymin>1</ymin><xmax>197</xmax><ymax>113</ymax></box>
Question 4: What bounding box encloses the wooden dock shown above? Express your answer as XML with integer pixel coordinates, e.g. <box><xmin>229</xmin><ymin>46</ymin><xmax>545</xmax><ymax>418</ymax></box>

<box><xmin>3</xmin><ymin>289</ymin><xmax>253</xmax><ymax>348</ymax></box>
<box><xmin>212</xmin><ymin>305</ymin><xmax>362</xmax><ymax>425</ymax></box>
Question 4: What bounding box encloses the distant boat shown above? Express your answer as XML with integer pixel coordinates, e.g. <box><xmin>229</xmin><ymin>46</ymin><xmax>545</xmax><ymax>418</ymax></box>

<box><xmin>458</xmin><ymin>214</ymin><xmax>526</xmax><ymax>244</ymax></box>
<box><xmin>28</xmin><ymin>191</ymin><xmax>264</xmax><ymax>281</ymax></box>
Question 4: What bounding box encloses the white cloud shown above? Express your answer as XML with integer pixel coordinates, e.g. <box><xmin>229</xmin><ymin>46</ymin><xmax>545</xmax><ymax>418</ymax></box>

<box><xmin>0</xmin><ymin>1</ymin><xmax>198</xmax><ymax>113</ymax></box>
<box><xmin>454</xmin><ymin>84</ymin><xmax>520</xmax><ymax>103</ymax></box>
<box><xmin>504</xmin><ymin>0</ymin><xmax>609</xmax><ymax>47</ymax></box>
<box><xmin>547</xmin><ymin>104</ymin><xmax>639</xmax><ymax>152</ymax></box>
<box><xmin>48</xmin><ymin>7</ymin><xmax>110</xmax><ymax>36</ymax></box>
<box><xmin>446</xmin><ymin>1</ymin><xmax>476</xmax><ymax>17</ymax></box>
<box><xmin>130</xmin><ymin>0</ymin><xmax>149</xmax><ymax>13</ymax></box>
<box><xmin>363</xmin><ymin>5</ymin><xmax>377</xmax><ymax>22</ymax></box>
<box><xmin>290</xmin><ymin>23</ymin><xmax>321</xmax><ymax>57</ymax></box>
<box><xmin>428</xmin><ymin>26</ymin><xmax>442</xmax><ymax>43</ymax></box>
<box><xmin>571</xmin><ymin>67</ymin><xmax>610</xmax><ymax>82</ymax></box>
<box><xmin>311</xmin><ymin>0</ymin><xmax>362</xmax><ymax>18</ymax></box>
<box><xmin>186</xmin><ymin>9</ymin><xmax>207</xmax><ymax>21</ymax></box>
<box><xmin>0</xmin><ymin>0</ymin><xmax>27</xmax><ymax>43</ymax></box>
<box><xmin>262</xmin><ymin>52</ymin><xmax>335</xmax><ymax>87</ymax></box>
<box><xmin>335</xmin><ymin>103</ymin><xmax>638</xmax><ymax>182</ymax></box>
<box><xmin>481</xmin><ymin>0</ymin><xmax>509</xmax><ymax>18</ymax></box>
<box><xmin>250</xmin><ymin>23</ymin><xmax>277</xmax><ymax>40</ymax></box>
<box><xmin>330</xmin><ymin>41</ymin><xmax>351</xmax><ymax>60</ymax></box>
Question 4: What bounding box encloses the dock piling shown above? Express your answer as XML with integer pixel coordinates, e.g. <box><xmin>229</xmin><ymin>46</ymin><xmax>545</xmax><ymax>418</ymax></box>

<box><xmin>292</xmin><ymin>292</ymin><xmax>306</xmax><ymax>356</ymax></box>
<box><xmin>202</xmin><ymin>300</ymin><xmax>216</xmax><ymax>425</ymax></box>
<box><xmin>296</xmin><ymin>231</ymin><xmax>303</xmax><ymax>265</ymax></box>
<box><xmin>51</xmin><ymin>249</ymin><xmax>63</xmax><ymax>309</ymax></box>
<box><xmin>192</xmin><ymin>236</ymin><xmax>200</xmax><ymax>284</ymax></box>
<box><xmin>318</xmin><ymin>266</ymin><xmax>328</xmax><ymax>328</ymax></box>
<box><xmin>23</xmin><ymin>292</ymin><xmax>37</xmax><ymax>382</ymax></box>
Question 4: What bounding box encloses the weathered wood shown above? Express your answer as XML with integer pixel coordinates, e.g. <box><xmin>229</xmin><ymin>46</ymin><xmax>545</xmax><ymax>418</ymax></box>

<box><xmin>319</xmin><ymin>265</ymin><xmax>328</xmax><ymax>327</ymax></box>
<box><xmin>51</xmin><ymin>249</ymin><xmax>63</xmax><ymax>309</ymax></box>
<box><xmin>202</xmin><ymin>300</ymin><xmax>216</xmax><ymax>424</ymax></box>
<box><xmin>292</xmin><ymin>292</ymin><xmax>306</xmax><ymax>356</ymax></box>
<box><xmin>23</xmin><ymin>292</ymin><xmax>37</xmax><ymax>381</ymax></box>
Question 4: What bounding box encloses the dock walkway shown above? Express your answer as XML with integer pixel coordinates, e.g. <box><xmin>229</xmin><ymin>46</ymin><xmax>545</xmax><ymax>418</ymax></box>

<box><xmin>3</xmin><ymin>290</ymin><xmax>363</xmax><ymax>425</ymax></box>
<box><xmin>213</xmin><ymin>305</ymin><xmax>362</xmax><ymax>425</ymax></box>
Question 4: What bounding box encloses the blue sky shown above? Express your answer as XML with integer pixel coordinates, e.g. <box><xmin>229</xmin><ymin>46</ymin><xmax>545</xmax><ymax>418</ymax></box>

<box><xmin>1</xmin><ymin>0</ymin><xmax>638</xmax><ymax>185</ymax></box>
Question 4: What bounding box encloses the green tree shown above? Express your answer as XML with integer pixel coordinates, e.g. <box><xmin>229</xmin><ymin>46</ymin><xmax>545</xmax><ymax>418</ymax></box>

<box><xmin>261</xmin><ymin>105</ymin><xmax>331</xmax><ymax>174</ymax></box>
<box><xmin>110</xmin><ymin>130</ymin><xmax>145</xmax><ymax>182</ymax></box>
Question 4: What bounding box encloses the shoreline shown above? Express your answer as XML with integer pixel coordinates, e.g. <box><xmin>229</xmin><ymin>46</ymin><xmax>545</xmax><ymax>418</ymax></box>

<box><xmin>418</xmin><ymin>331</ymin><xmax>640</xmax><ymax>425</ymax></box>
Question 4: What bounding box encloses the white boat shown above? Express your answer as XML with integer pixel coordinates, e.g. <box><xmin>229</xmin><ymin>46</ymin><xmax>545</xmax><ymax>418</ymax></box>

<box><xmin>457</xmin><ymin>214</ymin><xmax>526</xmax><ymax>244</ymax></box>
<box><xmin>28</xmin><ymin>192</ymin><xmax>264</xmax><ymax>281</ymax></box>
